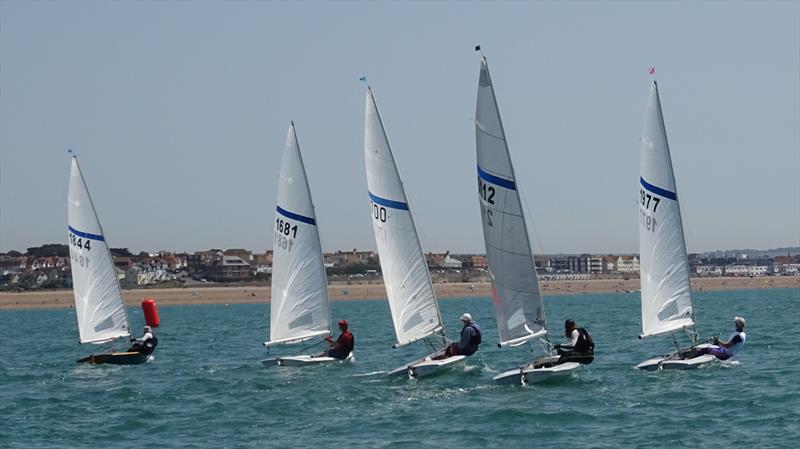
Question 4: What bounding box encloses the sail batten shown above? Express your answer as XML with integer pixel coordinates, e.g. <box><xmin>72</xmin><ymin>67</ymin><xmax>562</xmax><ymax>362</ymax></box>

<box><xmin>363</xmin><ymin>87</ymin><xmax>443</xmax><ymax>346</ymax></box>
<box><xmin>475</xmin><ymin>57</ymin><xmax>548</xmax><ymax>346</ymax></box>
<box><xmin>68</xmin><ymin>157</ymin><xmax>131</xmax><ymax>344</ymax></box>
<box><xmin>268</xmin><ymin>124</ymin><xmax>332</xmax><ymax>345</ymax></box>
<box><xmin>638</xmin><ymin>82</ymin><xmax>695</xmax><ymax>339</ymax></box>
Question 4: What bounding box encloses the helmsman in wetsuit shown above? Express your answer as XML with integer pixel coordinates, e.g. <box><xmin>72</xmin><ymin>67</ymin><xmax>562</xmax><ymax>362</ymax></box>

<box><xmin>554</xmin><ymin>319</ymin><xmax>594</xmax><ymax>364</ymax></box>
<box><xmin>127</xmin><ymin>326</ymin><xmax>158</xmax><ymax>355</ymax></box>
<box><xmin>696</xmin><ymin>316</ymin><xmax>746</xmax><ymax>360</ymax></box>
<box><xmin>321</xmin><ymin>319</ymin><xmax>354</xmax><ymax>359</ymax></box>
<box><xmin>440</xmin><ymin>313</ymin><xmax>482</xmax><ymax>358</ymax></box>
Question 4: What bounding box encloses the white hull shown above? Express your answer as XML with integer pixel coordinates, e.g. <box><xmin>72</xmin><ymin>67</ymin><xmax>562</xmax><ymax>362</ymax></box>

<box><xmin>636</xmin><ymin>345</ymin><xmax>717</xmax><ymax>371</ymax></box>
<box><xmin>262</xmin><ymin>352</ymin><xmax>354</xmax><ymax>367</ymax></box>
<box><xmin>493</xmin><ymin>356</ymin><xmax>580</xmax><ymax>385</ymax></box>
<box><xmin>387</xmin><ymin>353</ymin><xmax>467</xmax><ymax>379</ymax></box>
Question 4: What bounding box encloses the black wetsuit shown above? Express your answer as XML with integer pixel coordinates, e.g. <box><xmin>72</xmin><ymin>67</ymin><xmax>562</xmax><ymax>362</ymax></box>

<box><xmin>556</xmin><ymin>328</ymin><xmax>594</xmax><ymax>364</ymax></box>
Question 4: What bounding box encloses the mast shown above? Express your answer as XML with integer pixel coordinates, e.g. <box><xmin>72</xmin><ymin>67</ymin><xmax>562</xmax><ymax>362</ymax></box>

<box><xmin>68</xmin><ymin>155</ymin><xmax>131</xmax><ymax>344</ymax></box>
<box><xmin>475</xmin><ymin>56</ymin><xmax>549</xmax><ymax>348</ymax></box>
<box><xmin>638</xmin><ymin>81</ymin><xmax>696</xmax><ymax>340</ymax></box>
<box><xmin>265</xmin><ymin>123</ymin><xmax>332</xmax><ymax>347</ymax></box>
<box><xmin>363</xmin><ymin>85</ymin><xmax>444</xmax><ymax>348</ymax></box>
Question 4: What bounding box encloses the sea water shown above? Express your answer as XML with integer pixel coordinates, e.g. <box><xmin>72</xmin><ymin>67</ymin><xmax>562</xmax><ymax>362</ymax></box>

<box><xmin>1</xmin><ymin>288</ymin><xmax>798</xmax><ymax>448</ymax></box>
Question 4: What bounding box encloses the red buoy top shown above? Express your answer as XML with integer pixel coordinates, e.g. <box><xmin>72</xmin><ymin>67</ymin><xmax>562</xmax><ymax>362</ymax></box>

<box><xmin>141</xmin><ymin>298</ymin><xmax>160</xmax><ymax>328</ymax></box>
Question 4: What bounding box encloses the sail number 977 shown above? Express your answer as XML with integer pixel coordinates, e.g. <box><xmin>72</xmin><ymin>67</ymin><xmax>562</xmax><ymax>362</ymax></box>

<box><xmin>640</xmin><ymin>189</ymin><xmax>660</xmax><ymax>212</ymax></box>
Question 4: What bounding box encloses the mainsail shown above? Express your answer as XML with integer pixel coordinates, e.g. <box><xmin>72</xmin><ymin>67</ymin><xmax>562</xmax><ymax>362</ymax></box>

<box><xmin>363</xmin><ymin>87</ymin><xmax>443</xmax><ymax>347</ymax></box>
<box><xmin>638</xmin><ymin>81</ymin><xmax>695</xmax><ymax>338</ymax></box>
<box><xmin>266</xmin><ymin>123</ymin><xmax>332</xmax><ymax>346</ymax></box>
<box><xmin>67</xmin><ymin>156</ymin><xmax>131</xmax><ymax>344</ymax></box>
<box><xmin>475</xmin><ymin>57</ymin><xmax>547</xmax><ymax>347</ymax></box>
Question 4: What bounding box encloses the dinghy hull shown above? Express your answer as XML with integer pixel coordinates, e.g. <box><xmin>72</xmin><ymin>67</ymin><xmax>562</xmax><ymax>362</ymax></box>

<box><xmin>77</xmin><ymin>352</ymin><xmax>149</xmax><ymax>365</ymax></box>
<box><xmin>494</xmin><ymin>356</ymin><xmax>580</xmax><ymax>385</ymax></box>
<box><xmin>263</xmin><ymin>352</ymin><xmax>354</xmax><ymax>367</ymax></box>
<box><xmin>636</xmin><ymin>346</ymin><xmax>717</xmax><ymax>371</ymax></box>
<box><xmin>387</xmin><ymin>354</ymin><xmax>467</xmax><ymax>379</ymax></box>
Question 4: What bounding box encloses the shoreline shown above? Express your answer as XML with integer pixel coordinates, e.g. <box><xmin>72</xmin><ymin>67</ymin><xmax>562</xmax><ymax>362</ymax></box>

<box><xmin>1</xmin><ymin>276</ymin><xmax>797</xmax><ymax>310</ymax></box>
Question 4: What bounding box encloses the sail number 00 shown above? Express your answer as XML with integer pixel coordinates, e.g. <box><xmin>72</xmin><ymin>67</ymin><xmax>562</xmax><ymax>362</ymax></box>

<box><xmin>370</xmin><ymin>200</ymin><xmax>387</xmax><ymax>223</ymax></box>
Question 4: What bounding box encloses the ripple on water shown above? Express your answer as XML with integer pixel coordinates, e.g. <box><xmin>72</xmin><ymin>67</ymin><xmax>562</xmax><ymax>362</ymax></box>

<box><xmin>1</xmin><ymin>289</ymin><xmax>798</xmax><ymax>449</ymax></box>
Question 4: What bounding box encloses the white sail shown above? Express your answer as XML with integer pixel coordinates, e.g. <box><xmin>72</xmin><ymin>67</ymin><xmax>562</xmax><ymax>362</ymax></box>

<box><xmin>266</xmin><ymin>124</ymin><xmax>332</xmax><ymax>346</ymax></box>
<box><xmin>638</xmin><ymin>81</ymin><xmax>694</xmax><ymax>338</ymax></box>
<box><xmin>67</xmin><ymin>156</ymin><xmax>131</xmax><ymax>344</ymax></box>
<box><xmin>363</xmin><ymin>87</ymin><xmax>443</xmax><ymax>347</ymax></box>
<box><xmin>475</xmin><ymin>57</ymin><xmax>547</xmax><ymax>347</ymax></box>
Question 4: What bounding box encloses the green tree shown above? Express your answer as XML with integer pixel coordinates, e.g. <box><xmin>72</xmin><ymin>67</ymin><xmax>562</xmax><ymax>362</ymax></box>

<box><xmin>27</xmin><ymin>244</ymin><xmax>69</xmax><ymax>257</ymax></box>
<box><xmin>110</xmin><ymin>248</ymin><xmax>133</xmax><ymax>257</ymax></box>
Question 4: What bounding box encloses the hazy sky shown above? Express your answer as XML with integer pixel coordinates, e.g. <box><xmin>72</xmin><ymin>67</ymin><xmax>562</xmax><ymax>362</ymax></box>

<box><xmin>1</xmin><ymin>1</ymin><xmax>798</xmax><ymax>255</ymax></box>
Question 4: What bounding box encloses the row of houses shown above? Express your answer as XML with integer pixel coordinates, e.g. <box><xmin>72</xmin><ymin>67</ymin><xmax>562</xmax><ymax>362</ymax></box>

<box><xmin>3</xmin><ymin>247</ymin><xmax>798</xmax><ymax>290</ymax></box>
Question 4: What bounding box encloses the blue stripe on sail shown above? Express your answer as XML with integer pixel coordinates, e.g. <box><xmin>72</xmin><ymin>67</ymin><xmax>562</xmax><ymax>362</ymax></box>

<box><xmin>368</xmin><ymin>192</ymin><xmax>409</xmax><ymax>210</ymax></box>
<box><xmin>68</xmin><ymin>226</ymin><xmax>105</xmax><ymax>241</ymax></box>
<box><xmin>477</xmin><ymin>166</ymin><xmax>516</xmax><ymax>191</ymax></box>
<box><xmin>276</xmin><ymin>206</ymin><xmax>316</xmax><ymax>225</ymax></box>
<box><xmin>640</xmin><ymin>177</ymin><xmax>677</xmax><ymax>201</ymax></box>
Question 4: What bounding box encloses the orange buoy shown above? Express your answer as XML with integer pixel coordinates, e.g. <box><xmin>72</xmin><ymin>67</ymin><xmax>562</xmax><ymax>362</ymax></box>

<box><xmin>141</xmin><ymin>298</ymin><xmax>160</xmax><ymax>328</ymax></box>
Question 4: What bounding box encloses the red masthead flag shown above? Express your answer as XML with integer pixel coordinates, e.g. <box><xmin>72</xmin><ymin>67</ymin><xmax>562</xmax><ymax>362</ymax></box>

<box><xmin>648</xmin><ymin>67</ymin><xmax>656</xmax><ymax>75</ymax></box>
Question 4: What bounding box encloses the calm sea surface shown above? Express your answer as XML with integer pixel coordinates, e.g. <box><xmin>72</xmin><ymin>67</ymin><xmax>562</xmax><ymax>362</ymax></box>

<box><xmin>1</xmin><ymin>288</ymin><xmax>798</xmax><ymax>448</ymax></box>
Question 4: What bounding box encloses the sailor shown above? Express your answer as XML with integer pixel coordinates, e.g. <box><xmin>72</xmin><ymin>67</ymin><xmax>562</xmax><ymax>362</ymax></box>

<box><xmin>128</xmin><ymin>325</ymin><xmax>158</xmax><ymax>355</ymax></box>
<box><xmin>320</xmin><ymin>319</ymin><xmax>354</xmax><ymax>359</ymax></box>
<box><xmin>554</xmin><ymin>319</ymin><xmax>594</xmax><ymax>364</ymax></box>
<box><xmin>697</xmin><ymin>316</ymin><xmax>746</xmax><ymax>360</ymax></box>
<box><xmin>440</xmin><ymin>313</ymin><xmax>482</xmax><ymax>358</ymax></box>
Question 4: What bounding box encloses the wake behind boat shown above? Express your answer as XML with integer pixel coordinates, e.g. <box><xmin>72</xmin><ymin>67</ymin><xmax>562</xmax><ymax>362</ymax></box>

<box><xmin>68</xmin><ymin>155</ymin><xmax>157</xmax><ymax>365</ymax></box>
<box><xmin>262</xmin><ymin>123</ymin><xmax>353</xmax><ymax>368</ymax></box>
<box><xmin>362</xmin><ymin>85</ymin><xmax>466</xmax><ymax>379</ymax></box>
<box><xmin>474</xmin><ymin>55</ymin><xmax>583</xmax><ymax>386</ymax></box>
<box><xmin>635</xmin><ymin>80</ymin><xmax>722</xmax><ymax>371</ymax></box>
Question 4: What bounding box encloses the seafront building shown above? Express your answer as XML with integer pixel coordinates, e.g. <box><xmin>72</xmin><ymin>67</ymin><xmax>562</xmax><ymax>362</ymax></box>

<box><xmin>0</xmin><ymin>245</ymin><xmax>797</xmax><ymax>291</ymax></box>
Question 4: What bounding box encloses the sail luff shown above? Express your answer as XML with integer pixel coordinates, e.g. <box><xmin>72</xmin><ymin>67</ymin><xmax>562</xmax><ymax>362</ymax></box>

<box><xmin>475</xmin><ymin>57</ymin><xmax>548</xmax><ymax>347</ymax></box>
<box><xmin>268</xmin><ymin>124</ymin><xmax>332</xmax><ymax>345</ymax></box>
<box><xmin>363</xmin><ymin>86</ymin><xmax>443</xmax><ymax>347</ymax></box>
<box><xmin>638</xmin><ymin>81</ymin><xmax>695</xmax><ymax>339</ymax></box>
<box><xmin>68</xmin><ymin>156</ymin><xmax>131</xmax><ymax>344</ymax></box>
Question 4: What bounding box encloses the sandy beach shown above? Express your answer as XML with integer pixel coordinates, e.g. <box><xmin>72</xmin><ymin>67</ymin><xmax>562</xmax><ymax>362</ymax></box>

<box><xmin>1</xmin><ymin>276</ymin><xmax>797</xmax><ymax>310</ymax></box>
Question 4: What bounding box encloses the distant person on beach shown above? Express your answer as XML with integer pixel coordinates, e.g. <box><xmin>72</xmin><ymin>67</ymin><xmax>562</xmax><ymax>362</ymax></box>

<box><xmin>128</xmin><ymin>326</ymin><xmax>158</xmax><ymax>355</ymax></box>
<box><xmin>695</xmin><ymin>316</ymin><xmax>746</xmax><ymax>360</ymax></box>
<box><xmin>554</xmin><ymin>319</ymin><xmax>594</xmax><ymax>364</ymax></box>
<box><xmin>435</xmin><ymin>313</ymin><xmax>482</xmax><ymax>359</ymax></box>
<box><xmin>320</xmin><ymin>319</ymin><xmax>354</xmax><ymax>359</ymax></box>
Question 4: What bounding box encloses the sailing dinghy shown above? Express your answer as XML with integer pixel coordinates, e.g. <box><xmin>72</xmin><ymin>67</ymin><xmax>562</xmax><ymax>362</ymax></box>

<box><xmin>635</xmin><ymin>81</ymin><xmax>716</xmax><ymax>371</ymax></box>
<box><xmin>474</xmin><ymin>56</ymin><xmax>581</xmax><ymax>385</ymax></box>
<box><xmin>262</xmin><ymin>123</ymin><xmax>352</xmax><ymax>367</ymax></box>
<box><xmin>68</xmin><ymin>156</ymin><xmax>148</xmax><ymax>365</ymax></box>
<box><xmin>363</xmin><ymin>86</ymin><xmax>465</xmax><ymax>379</ymax></box>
